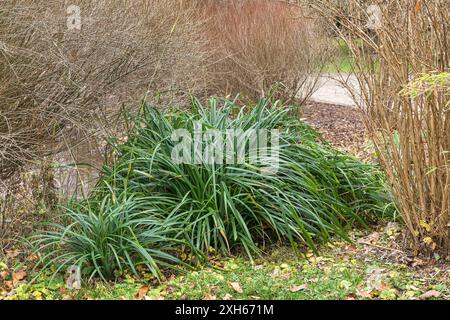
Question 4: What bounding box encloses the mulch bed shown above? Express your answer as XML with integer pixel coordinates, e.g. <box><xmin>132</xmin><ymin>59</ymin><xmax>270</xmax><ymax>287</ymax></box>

<box><xmin>300</xmin><ymin>102</ymin><xmax>370</xmax><ymax>157</ymax></box>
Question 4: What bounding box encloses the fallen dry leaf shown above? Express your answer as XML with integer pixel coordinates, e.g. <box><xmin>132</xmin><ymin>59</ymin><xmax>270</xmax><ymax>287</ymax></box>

<box><xmin>223</xmin><ymin>293</ymin><xmax>233</xmax><ymax>300</ymax></box>
<box><xmin>27</xmin><ymin>254</ymin><xmax>39</xmax><ymax>262</ymax></box>
<box><xmin>3</xmin><ymin>281</ymin><xmax>13</xmax><ymax>290</ymax></box>
<box><xmin>12</xmin><ymin>270</ymin><xmax>27</xmax><ymax>286</ymax></box>
<box><xmin>203</xmin><ymin>294</ymin><xmax>217</xmax><ymax>300</ymax></box>
<box><xmin>144</xmin><ymin>295</ymin><xmax>165</xmax><ymax>300</ymax></box>
<box><xmin>412</xmin><ymin>258</ymin><xmax>428</xmax><ymax>267</ymax></box>
<box><xmin>356</xmin><ymin>290</ymin><xmax>373</xmax><ymax>299</ymax></box>
<box><xmin>378</xmin><ymin>281</ymin><xmax>392</xmax><ymax>291</ymax></box>
<box><xmin>159</xmin><ymin>290</ymin><xmax>168</xmax><ymax>296</ymax></box>
<box><xmin>228</xmin><ymin>282</ymin><xmax>243</xmax><ymax>294</ymax></box>
<box><xmin>271</xmin><ymin>268</ymin><xmax>281</xmax><ymax>278</ymax></box>
<box><xmin>344</xmin><ymin>245</ymin><xmax>358</xmax><ymax>255</ymax></box>
<box><xmin>65</xmin><ymin>266</ymin><xmax>81</xmax><ymax>290</ymax></box>
<box><xmin>6</xmin><ymin>249</ymin><xmax>20</xmax><ymax>260</ymax></box>
<box><xmin>212</xmin><ymin>261</ymin><xmax>225</xmax><ymax>268</ymax></box>
<box><xmin>136</xmin><ymin>286</ymin><xmax>149</xmax><ymax>299</ymax></box>
<box><xmin>0</xmin><ymin>270</ymin><xmax>9</xmax><ymax>280</ymax></box>
<box><xmin>166</xmin><ymin>286</ymin><xmax>177</xmax><ymax>294</ymax></box>
<box><xmin>280</xmin><ymin>272</ymin><xmax>293</xmax><ymax>280</ymax></box>
<box><xmin>290</xmin><ymin>284</ymin><xmax>308</xmax><ymax>293</ymax></box>
<box><xmin>366</xmin><ymin>268</ymin><xmax>386</xmax><ymax>290</ymax></box>
<box><xmin>358</xmin><ymin>232</ymin><xmax>380</xmax><ymax>244</ymax></box>
<box><xmin>420</xmin><ymin>290</ymin><xmax>441</xmax><ymax>299</ymax></box>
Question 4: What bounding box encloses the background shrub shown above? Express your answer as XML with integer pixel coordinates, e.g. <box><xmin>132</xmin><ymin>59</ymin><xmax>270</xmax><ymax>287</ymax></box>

<box><xmin>0</xmin><ymin>0</ymin><xmax>207</xmax><ymax>179</ymax></box>
<box><xmin>312</xmin><ymin>0</ymin><xmax>449</xmax><ymax>256</ymax></box>
<box><xmin>199</xmin><ymin>0</ymin><xmax>330</xmax><ymax>102</ymax></box>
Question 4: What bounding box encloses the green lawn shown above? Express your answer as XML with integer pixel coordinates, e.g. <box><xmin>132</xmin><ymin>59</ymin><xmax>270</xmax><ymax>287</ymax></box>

<box><xmin>323</xmin><ymin>38</ymin><xmax>380</xmax><ymax>73</ymax></box>
<box><xmin>323</xmin><ymin>54</ymin><xmax>356</xmax><ymax>73</ymax></box>
<box><xmin>2</xmin><ymin>227</ymin><xmax>448</xmax><ymax>300</ymax></box>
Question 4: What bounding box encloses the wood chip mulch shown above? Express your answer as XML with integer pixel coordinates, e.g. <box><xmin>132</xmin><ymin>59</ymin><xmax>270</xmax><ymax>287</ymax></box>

<box><xmin>300</xmin><ymin>102</ymin><xmax>371</xmax><ymax>158</ymax></box>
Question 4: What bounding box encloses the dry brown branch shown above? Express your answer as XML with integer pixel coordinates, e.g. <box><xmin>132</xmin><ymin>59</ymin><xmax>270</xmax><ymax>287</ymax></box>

<box><xmin>310</xmin><ymin>0</ymin><xmax>449</xmax><ymax>256</ymax></box>
<box><xmin>198</xmin><ymin>0</ymin><xmax>330</xmax><ymax>103</ymax></box>
<box><xmin>0</xmin><ymin>0</ymin><xmax>208</xmax><ymax>179</ymax></box>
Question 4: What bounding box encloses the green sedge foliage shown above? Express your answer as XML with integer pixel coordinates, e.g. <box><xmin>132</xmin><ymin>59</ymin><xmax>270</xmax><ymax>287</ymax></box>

<box><xmin>31</xmin><ymin>192</ymin><xmax>185</xmax><ymax>281</ymax></box>
<box><xmin>34</xmin><ymin>97</ymin><xmax>391</xmax><ymax>280</ymax></box>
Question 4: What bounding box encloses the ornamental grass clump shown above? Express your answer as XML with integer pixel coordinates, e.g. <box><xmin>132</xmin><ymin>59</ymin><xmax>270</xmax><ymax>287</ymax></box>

<box><xmin>34</xmin><ymin>98</ymin><xmax>392</xmax><ymax>280</ymax></box>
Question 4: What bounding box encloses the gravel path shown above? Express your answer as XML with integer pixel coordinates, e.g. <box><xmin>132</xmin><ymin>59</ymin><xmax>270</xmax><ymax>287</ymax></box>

<box><xmin>308</xmin><ymin>74</ymin><xmax>361</xmax><ymax>107</ymax></box>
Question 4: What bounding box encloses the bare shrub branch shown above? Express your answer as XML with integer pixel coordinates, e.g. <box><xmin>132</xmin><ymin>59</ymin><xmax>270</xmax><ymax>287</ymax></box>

<box><xmin>310</xmin><ymin>0</ymin><xmax>449</xmax><ymax>256</ymax></box>
<box><xmin>199</xmin><ymin>0</ymin><xmax>331</xmax><ymax>103</ymax></box>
